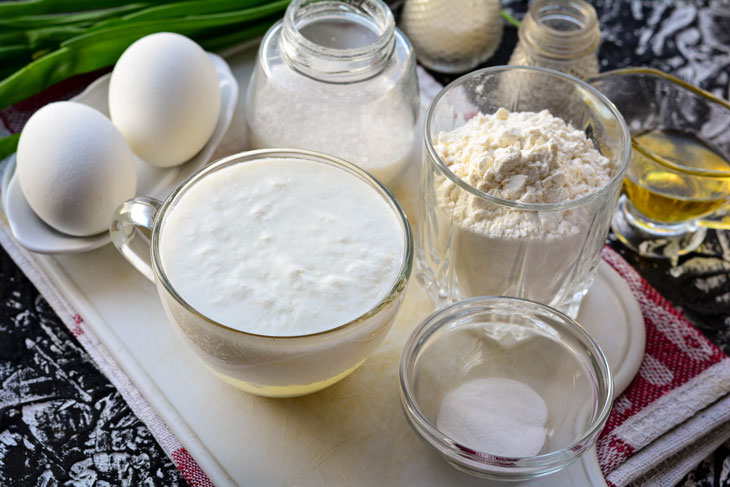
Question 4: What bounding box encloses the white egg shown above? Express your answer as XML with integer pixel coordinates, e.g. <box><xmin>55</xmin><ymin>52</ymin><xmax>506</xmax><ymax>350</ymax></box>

<box><xmin>17</xmin><ymin>102</ymin><xmax>137</xmax><ymax>237</ymax></box>
<box><xmin>108</xmin><ymin>32</ymin><xmax>221</xmax><ymax>168</ymax></box>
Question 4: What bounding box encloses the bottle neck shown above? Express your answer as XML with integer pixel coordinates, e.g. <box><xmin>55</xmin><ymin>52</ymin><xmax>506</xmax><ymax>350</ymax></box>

<box><xmin>519</xmin><ymin>0</ymin><xmax>600</xmax><ymax>60</ymax></box>
<box><xmin>280</xmin><ymin>0</ymin><xmax>396</xmax><ymax>83</ymax></box>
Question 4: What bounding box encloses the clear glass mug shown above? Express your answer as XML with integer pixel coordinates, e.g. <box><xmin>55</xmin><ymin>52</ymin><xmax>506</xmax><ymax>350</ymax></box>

<box><xmin>110</xmin><ymin>149</ymin><xmax>413</xmax><ymax>398</ymax></box>
<box><xmin>417</xmin><ymin>66</ymin><xmax>630</xmax><ymax>318</ymax></box>
<box><xmin>589</xmin><ymin>68</ymin><xmax>730</xmax><ymax>258</ymax></box>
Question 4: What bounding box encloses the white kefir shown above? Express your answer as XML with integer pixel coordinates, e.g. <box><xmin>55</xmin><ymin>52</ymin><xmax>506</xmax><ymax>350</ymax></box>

<box><xmin>159</xmin><ymin>158</ymin><xmax>404</xmax><ymax>337</ymax></box>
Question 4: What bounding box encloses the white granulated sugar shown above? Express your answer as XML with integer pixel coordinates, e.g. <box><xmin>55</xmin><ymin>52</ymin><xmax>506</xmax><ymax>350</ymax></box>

<box><xmin>436</xmin><ymin>377</ymin><xmax>548</xmax><ymax>457</ymax></box>
<box><xmin>434</xmin><ymin>108</ymin><xmax>613</xmax><ymax>312</ymax></box>
<box><xmin>249</xmin><ymin>65</ymin><xmax>416</xmax><ymax>189</ymax></box>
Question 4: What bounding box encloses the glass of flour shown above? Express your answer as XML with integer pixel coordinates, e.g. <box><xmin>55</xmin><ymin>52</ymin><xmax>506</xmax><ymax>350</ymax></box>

<box><xmin>417</xmin><ymin>66</ymin><xmax>630</xmax><ymax>317</ymax></box>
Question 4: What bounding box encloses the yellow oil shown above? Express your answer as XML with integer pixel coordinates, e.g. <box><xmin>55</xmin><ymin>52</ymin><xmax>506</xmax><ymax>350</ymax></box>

<box><xmin>624</xmin><ymin>129</ymin><xmax>730</xmax><ymax>223</ymax></box>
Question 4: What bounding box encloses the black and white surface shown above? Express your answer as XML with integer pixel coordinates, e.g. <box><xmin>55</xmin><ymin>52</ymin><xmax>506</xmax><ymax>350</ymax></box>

<box><xmin>0</xmin><ymin>253</ymin><xmax>184</xmax><ymax>484</ymax></box>
<box><xmin>0</xmin><ymin>1</ymin><xmax>729</xmax><ymax>485</ymax></box>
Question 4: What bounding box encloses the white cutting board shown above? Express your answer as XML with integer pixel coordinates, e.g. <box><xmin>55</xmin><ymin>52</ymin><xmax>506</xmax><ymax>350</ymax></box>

<box><xmin>27</xmin><ymin>246</ymin><xmax>639</xmax><ymax>486</ymax></box>
<box><xmin>0</xmin><ymin>44</ymin><xmax>645</xmax><ymax>486</ymax></box>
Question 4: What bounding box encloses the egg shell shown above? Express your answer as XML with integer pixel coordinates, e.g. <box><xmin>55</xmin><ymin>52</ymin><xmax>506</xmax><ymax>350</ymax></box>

<box><xmin>109</xmin><ymin>32</ymin><xmax>221</xmax><ymax>168</ymax></box>
<box><xmin>17</xmin><ymin>102</ymin><xmax>137</xmax><ymax>237</ymax></box>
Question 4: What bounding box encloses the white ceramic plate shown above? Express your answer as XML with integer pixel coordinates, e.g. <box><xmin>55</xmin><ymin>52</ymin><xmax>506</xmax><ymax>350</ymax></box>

<box><xmin>578</xmin><ymin>260</ymin><xmax>646</xmax><ymax>398</ymax></box>
<box><xmin>1</xmin><ymin>52</ymin><xmax>239</xmax><ymax>254</ymax></box>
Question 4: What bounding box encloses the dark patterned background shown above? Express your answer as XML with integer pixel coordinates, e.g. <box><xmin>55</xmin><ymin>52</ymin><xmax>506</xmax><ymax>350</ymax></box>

<box><xmin>1</xmin><ymin>1</ymin><xmax>730</xmax><ymax>485</ymax></box>
<box><xmin>0</xmin><ymin>254</ymin><xmax>184</xmax><ymax>484</ymax></box>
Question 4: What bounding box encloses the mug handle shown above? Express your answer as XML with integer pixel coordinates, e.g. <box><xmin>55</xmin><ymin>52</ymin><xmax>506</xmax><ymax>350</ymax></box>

<box><xmin>110</xmin><ymin>197</ymin><xmax>161</xmax><ymax>282</ymax></box>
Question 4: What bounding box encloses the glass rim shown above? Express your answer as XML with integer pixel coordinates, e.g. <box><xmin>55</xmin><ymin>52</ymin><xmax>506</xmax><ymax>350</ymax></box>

<box><xmin>284</xmin><ymin>0</ymin><xmax>395</xmax><ymax>58</ymax></box>
<box><xmin>150</xmin><ymin>148</ymin><xmax>413</xmax><ymax>340</ymax></box>
<box><xmin>399</xmin><ymin>295</ymin><xmax>614</xmax><ymax>472</ymax></box>
<box><xmin>278</xmin><ymin>0</ymin><xmax>396</xmax><ymax>82</ymax></box>
<box><xmin>530</xmin><ymin>0</ymin><xmax>599</xmax><ymax>36</ymax></box>
<box><xmin>424</xmin><ymin>65</ymin><xmax>632</xmax><ymax>211</ymax></box>
<box><xmin>590</xmin><ymin>67</ymin><xmax>730</xmax><ymax>179</ymax></box>
<box><xmin>522</xmin><ymin>0</ymin><xmax>600</xmax><ymax>58</ymax></box>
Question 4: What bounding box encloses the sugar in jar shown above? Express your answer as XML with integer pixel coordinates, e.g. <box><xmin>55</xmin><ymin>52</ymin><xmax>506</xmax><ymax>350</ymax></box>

<box><xmin>245</xmin><ymin>0</ymin><xmax>420</xmax><ymax>209</ymax></box>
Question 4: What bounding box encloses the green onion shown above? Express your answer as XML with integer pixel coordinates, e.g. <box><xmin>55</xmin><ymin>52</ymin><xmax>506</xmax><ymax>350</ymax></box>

<box><xmin>0</xmin><ymin>0</ymin><xmax>290</xmax><ymax>110</ymax></box>
<box><xmin>101</xmin><ymin>0</ymin><xmax>271</xmax><ymax>24</ymax></box>
<box><xmin>0</xmin><ymin>4</ymin><xmax>149</xmax><ymax>29</ymax></box>
<box><xmin>0</xmin><ymin>134</ymin><xmax>20</xmax><ymax>162</ymax></box>
<box><xmin>0</xmin><ymin>45</ymin><xmax>32</xmax><ymax>61</ymax></box>
<box><xmin>501</xmin><ymin>10</ymin><xmax>521</xmax><ymax>29</ymax></box>
<box><xmin>0</xmin><ymin>1</ymin><xmax>174</xmax><ymax>17</ymax></box>
<box><xmin>197</xmin><ymin>17</ymin><xmax>276</xmax><ymax>52</ymax></box>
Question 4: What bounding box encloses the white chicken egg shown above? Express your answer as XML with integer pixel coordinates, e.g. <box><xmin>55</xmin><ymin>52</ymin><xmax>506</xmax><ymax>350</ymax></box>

<box><xmin>17</xmin><ymin>101</ymin><xmax>137</xmax><ymax>237</ymax></box>
<box><xmin>108</xmin><ymin>32</ymin><xmax>221</xmax><ymax>168</ymax></box>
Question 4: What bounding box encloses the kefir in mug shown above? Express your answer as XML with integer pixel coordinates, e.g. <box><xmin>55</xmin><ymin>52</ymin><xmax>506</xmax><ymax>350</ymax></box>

<box><xmin>111</xmin><ymin>149</ymin><xmax>412</xmax><ymax>397</ymax></box>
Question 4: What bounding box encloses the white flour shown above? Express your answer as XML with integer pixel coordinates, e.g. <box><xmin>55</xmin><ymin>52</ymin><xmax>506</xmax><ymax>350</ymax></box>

<box><xmin>434</xmin><ymin>108</ymin><xmax>612</xmax><ymax>313</ymax></box>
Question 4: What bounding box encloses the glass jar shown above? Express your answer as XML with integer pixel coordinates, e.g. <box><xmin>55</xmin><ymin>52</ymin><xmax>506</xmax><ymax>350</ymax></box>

<box><xmin>245</xmin><ymin>0</ymin><xmax>420</xmax><ymax>215</ymax></box>
<box><xmin>508</xmin><ymin>0</ymin><xmax>600</xmax><ymax>81</ymax></box>
<box><xmin>417</xmin><ymin>66</ymin><xmax>630</xmax><ymax>318</ymax></box>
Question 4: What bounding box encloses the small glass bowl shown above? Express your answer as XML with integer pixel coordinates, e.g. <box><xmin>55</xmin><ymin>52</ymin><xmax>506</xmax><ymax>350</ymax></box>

<box><xmin>399</xmin><ymin>296</ymin><xmax>613</xmax><ymax>481</ymax></box>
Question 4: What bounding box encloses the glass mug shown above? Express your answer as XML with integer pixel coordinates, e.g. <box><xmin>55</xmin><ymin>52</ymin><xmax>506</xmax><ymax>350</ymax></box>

<box><xmin>110</xmin><ymin>149</ymin><xmax>413</xmax><ymax>398</ymax></box>
<box><xmin>589</xmin><ymin>68</ymin><xmax>730</xmax><ymax>258</ymax></box>
<box><xmin>417</xmin><ymin>66</ymin><xmax>630</xmax><ymax>318</ymax></box>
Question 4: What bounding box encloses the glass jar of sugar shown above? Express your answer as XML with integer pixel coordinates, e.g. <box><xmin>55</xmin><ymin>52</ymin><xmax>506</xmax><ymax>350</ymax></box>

<box><xmin>245</xmin><ymin>0</ymin><xmax>420</xmax><ymax>215</ymax></box>
<box><xmin>508</xmin><ymin>0</ymin><xmax>600</xmax><ymax>81</ymax></box>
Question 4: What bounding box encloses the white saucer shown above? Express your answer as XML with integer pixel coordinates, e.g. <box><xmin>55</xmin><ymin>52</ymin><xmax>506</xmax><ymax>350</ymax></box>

<box><xmin>578</xmin><ymin>260</ymin><xmax>646</xmax><ymax>398</ymax></box>
<box><xmin>1</xmin><ymin>52</ymin><xmax>238</xmax><ymax>254</ymax></box>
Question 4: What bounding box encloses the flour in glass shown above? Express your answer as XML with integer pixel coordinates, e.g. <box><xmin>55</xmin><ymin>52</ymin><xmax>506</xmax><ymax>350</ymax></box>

<box><xmin>434</xmin><ymin>108</ymin><xmax>613</xmax><ymax>311</ymax></box>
